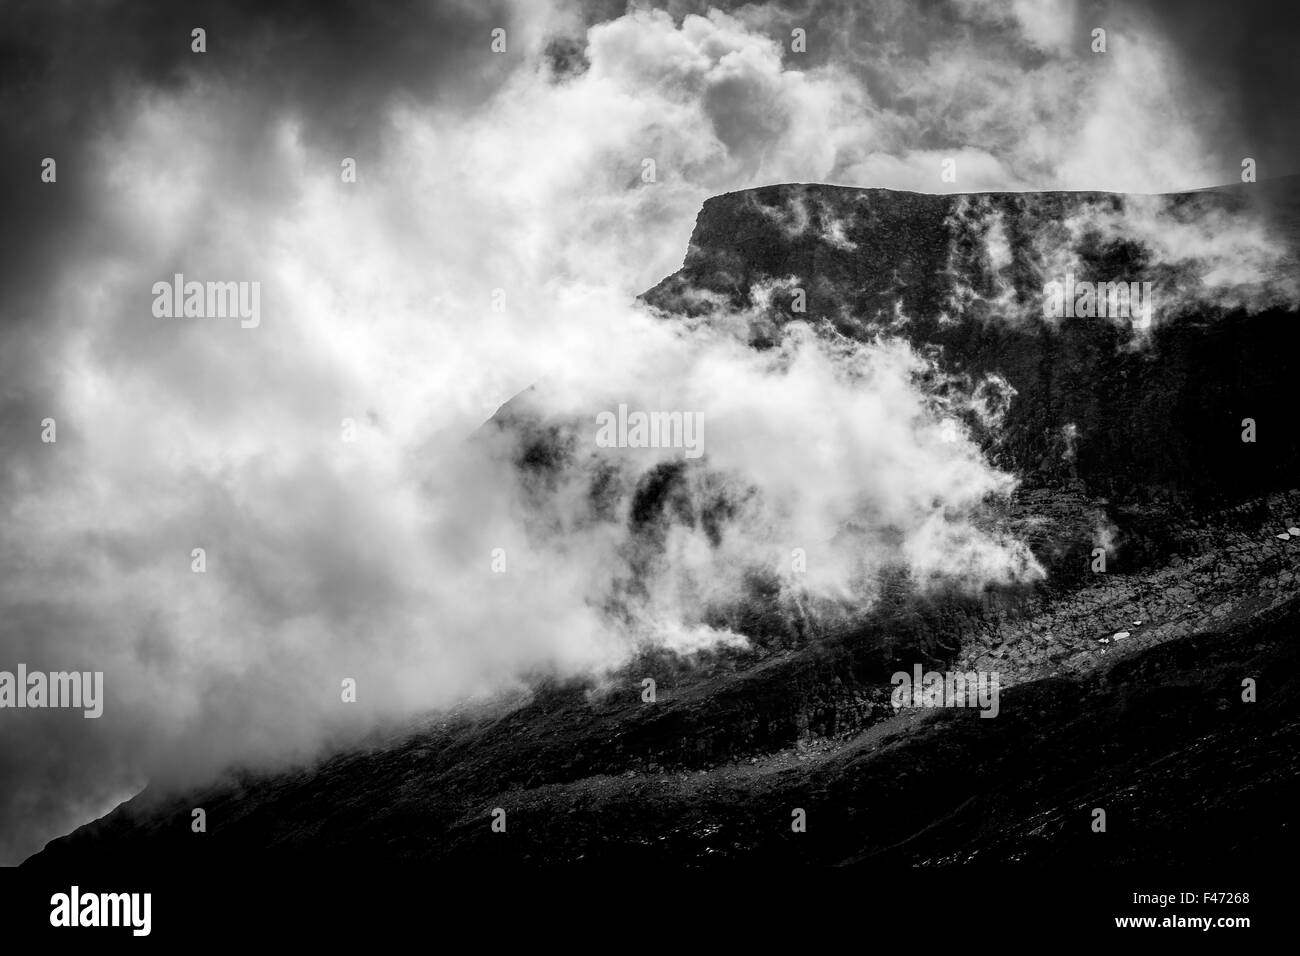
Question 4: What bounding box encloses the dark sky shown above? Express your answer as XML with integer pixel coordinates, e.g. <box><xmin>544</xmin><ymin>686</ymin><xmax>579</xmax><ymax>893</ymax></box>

<box><xmin>3</xmin><ymin>0</ymin><xmax>1297</xmax><ymax>316</ymax></box>
<box><xmin>1</xmin><ymin>0</ymin><xmax>1297</xmax><ymax>866</ymax></box>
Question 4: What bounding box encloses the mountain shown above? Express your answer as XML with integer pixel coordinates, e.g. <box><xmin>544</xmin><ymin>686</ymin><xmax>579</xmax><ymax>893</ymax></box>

<box><xmin>643</xmin><ymin>179</ymin><xmax>1300</xmax><ymax>506</ymax></box>
<box><xmin>26</xmin><ymin>179</ymin><xmax>1300</xmax><ymax>868</ymax></box>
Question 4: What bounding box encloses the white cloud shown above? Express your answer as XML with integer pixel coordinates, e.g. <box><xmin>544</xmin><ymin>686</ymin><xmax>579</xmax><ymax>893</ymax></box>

<box><xmin>1</xmin><ymin>0</ymin><xmax>1276</xmax><ymax>864</ymax></box>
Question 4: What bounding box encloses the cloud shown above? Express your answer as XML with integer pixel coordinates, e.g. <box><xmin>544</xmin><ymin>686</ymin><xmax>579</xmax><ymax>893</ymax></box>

<box><xmin>1</xmin><ymin>0</ymin><xmax>1296</xmax><ymax>864</ymax></box>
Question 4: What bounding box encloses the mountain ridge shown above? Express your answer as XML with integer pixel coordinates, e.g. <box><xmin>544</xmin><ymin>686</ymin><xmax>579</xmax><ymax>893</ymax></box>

<box><xmin>25</xmin><ymin>178</ymin><xmax>1300</xmax><ymax>867</ymax></box>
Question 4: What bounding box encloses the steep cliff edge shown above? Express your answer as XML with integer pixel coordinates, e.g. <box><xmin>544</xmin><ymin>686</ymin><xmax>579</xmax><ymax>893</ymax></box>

<box><xmin>643</xmin><ymin>180</ymin><xmax>1300</xmax><ymax>505</ymax></box>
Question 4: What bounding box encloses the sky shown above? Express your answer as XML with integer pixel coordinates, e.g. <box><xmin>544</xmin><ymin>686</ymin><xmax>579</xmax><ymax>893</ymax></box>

<box><xmin>1</xmin><ymin>0</ymin><xmax>1297</xmax><ymax>865</ymax></box>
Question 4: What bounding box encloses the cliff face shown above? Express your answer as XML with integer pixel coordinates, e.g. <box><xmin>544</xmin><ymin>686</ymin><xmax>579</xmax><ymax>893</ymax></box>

<box><xmin>644</xmin><ymin>180</ymin><xmax>1300</xmax><ymax>505</ymax></box>
<box><xmin>26</xmin><ymin>181</ymin><xmax>1300</xmax><ymax>868</ymax></box>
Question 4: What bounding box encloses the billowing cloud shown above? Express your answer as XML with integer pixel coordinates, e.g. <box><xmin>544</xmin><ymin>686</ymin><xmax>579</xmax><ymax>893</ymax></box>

<box><xmin>1</xmin><ymin>0</ymin><xmax>1295</xmax><ymax>864</ymax></box>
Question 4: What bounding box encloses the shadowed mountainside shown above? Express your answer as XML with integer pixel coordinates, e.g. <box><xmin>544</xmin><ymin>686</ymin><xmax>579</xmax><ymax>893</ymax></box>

<box><xmin>27</xmin><ymin>178</ymin><xmax>1300</xmax><ymax>868</ymax></box>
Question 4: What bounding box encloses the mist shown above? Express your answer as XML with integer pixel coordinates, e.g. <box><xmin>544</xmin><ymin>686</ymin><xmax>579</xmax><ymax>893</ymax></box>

<box><xmin>2</xmin><ymin>0</ymin><xmax>1296</xmax><ymax>864</ymax></box>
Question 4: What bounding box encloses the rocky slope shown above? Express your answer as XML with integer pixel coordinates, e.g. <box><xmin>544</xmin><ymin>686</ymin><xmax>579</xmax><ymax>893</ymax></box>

<box><xmin>27</xmin><ymin>179</ymin><xmax>1300</xmax><ymax>868</ymax></box>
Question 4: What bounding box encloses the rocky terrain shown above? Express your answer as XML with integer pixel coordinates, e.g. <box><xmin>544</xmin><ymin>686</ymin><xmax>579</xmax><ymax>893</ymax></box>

<box><xmin>27</xmin><ymin>178</ymin><xmax>1300</xmax><ymax>868</ymax></box>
